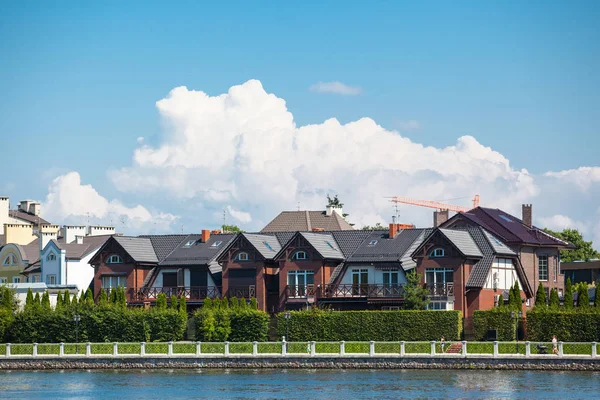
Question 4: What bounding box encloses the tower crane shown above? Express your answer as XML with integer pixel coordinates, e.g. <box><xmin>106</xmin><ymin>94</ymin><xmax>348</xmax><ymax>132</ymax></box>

<box><xmin>389</xmin><ymin>194</ymin><xmax>480</xmax><ymax>213</ymax></box>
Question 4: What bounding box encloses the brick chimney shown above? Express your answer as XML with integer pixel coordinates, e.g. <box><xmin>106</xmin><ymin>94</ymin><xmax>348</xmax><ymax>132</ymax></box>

<box><xmin>389</xmin><ymin>223</ymin><xmax>398</xmax><ymax>238</ymax></box>
<box><xmin>201</xmin><ymin>229</ymin><xmax>211</xmax><ymax>243</ymax></box>
<box><xmin>522</xmin><ymin>204</ymin><xmax>532</xmax><ymax>228</ymax></box>
<box><xmin>433</xmin><ymin>210</ymin><xmax>449</xmax><ymax>228</ymax></box>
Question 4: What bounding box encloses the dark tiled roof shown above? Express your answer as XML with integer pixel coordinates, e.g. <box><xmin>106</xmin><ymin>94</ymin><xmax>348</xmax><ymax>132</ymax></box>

<box><xmin>273</xmin><ymin>232</ymin><xmax>296</xmax><ymax>247</ymax></box>
<box><xmin>347</xmin><ymin>229</ymin><xmax>426</xmax><ymax>263</ymax></box>
<box><xmin>560</xmin><ymin>260</ymin><xmax>600</xmax><ymax>271</ymax></box>
<box><xmin>330</xmin><ymin>230</ymin><xmax>373</xmax><ymax>257</ymax></box>
<box><xmin>465</xmin><ymin>227</ymin><xmax>497</xmax><ymax>288</ymax></box>
<box><xmin>450</xmin><ymin>207</ymin><xmax>572</xmax><ymax>248</ymax></box>
<box><xmin>242</xmin><ymin>233</ymin><xmax>282</xmax><ymax>259</ymax></box>
<box><xmin>139</xmin><ymin>234</ymin><xmax>190</xmax><ymax>262</ymax></box>
<box><xmin>159</xmin><ymin>234</ymin><xmax>236</xmax><ymax>266</ymax></box>
<box><xmin>300</xmin><ymin>232</ymin><xmax>344</xmax><ymax>260</ymax></box>
<box><xmin>8</xmin><ymin>209</ymin><xmax>50</xmax><ymax>225</ymax></box>
<box><xmin>114</xmin><ymin>237</ymin><xmax>158</xmax><ymax>263</ymax></box>
<box><xmin>439</xmin><ymin>228</ymin><xmax>483</xmax><ymax>258</ymax></box>
<box><xmin>261</xmin><ymin>210</ymin><xmax>354</xmax><ymax>232</ymax></box>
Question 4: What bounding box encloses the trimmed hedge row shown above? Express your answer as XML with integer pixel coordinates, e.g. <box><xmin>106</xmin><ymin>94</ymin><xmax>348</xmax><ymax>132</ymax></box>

<box><xmin>275</xmin><ymin>309</ymin><xmax>462</xmax><ymax>341</ymax></box>
<box><xmin>473</xmin><ymin>309</ymin><xmax>516</xmax><ymax>341</ymax></box>
<box><xmin>526</xmin><ymin>310</ymin><xmax>600</xmax><ymax>342</ymax></box>
<box><xmin>4</xmin><ymin>307</ymin><xmax>187</xmax><ymax>343</ymax></box>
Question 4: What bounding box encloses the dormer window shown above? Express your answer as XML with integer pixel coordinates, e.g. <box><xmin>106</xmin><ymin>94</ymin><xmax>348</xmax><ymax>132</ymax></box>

<box><xmin>183</xmin><ymin>240</ymin><xmax>196</xmax><ymax>247</ymax></box>
<box><xmin>106</xmin><ymin>255</ymin><xmax>123</xmax><ymax>264</ymax></box>
<box><xmin>211</xmin><ymin>241</ymin><xmax>223</xmax><ymax>247</ymax></box>
<box><xmin>3</xmin><ymin>254</ymin><xmax>16</xmax><ymax>265</ymax></box>
<box><xmin>47</xmin><ymin>253</ymin><xmax>56</xmax><ymax>261</ymax></box>
<box><xmin>235</xmin><ymin>252</ymin><xmax>249</xmax><ymax>261</ymax></box>
<box><xmin>368</xmin><ymin>240</ymin><xmax>378</xmax><ymax>246</ymax></box>
<box><xmin>292</xmin><ymin>251</ymin><xmax>307</xmax><ymax>261</ymax></box>
<box><xmin>429</xmin><ymin>248</ymin><xmax>445</xmax><ymax>258</ymax></box>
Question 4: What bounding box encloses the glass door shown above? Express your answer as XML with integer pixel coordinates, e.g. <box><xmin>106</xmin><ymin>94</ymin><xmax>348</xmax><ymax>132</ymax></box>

<box><xmin>352</xmin><ymin>269</ymin><xmax>368</xmax><ymax>295</ymax></box>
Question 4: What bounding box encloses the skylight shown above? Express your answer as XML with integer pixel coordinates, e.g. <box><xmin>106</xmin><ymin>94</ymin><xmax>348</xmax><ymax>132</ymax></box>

<box><xmin>499</xmin><ymin>215</ymin><xmax>513</xmax><ymax>222</ymax></box>
<box><xmin>183</xmin><ymin>240</ymin><xmax>196</xmax><ymax>247</ymax></box>
<box><xmin>263</xmin><ymin>241</ymin><xmax>274</xmax><ymax>252</ymax></box>
<box><xmin>368</xmin><ymin>240</ymin><xmax>378</xmax><ymax>246</ymax></box>
<box><xmin>326</xmin><ymin>241</ymin><xmax>336</xmax><ymax>250</ymax></box>
<box><xmin>211</xmin><ymin>241</ymin><xmax>223</xmax><ymax>247</ymax></box>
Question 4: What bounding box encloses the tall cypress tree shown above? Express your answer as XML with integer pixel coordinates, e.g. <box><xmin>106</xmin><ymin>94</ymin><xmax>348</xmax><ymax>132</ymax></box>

<box><xmin>577</xmin><ymin>283</ymin><xmax>590</xmax><ymax>309</ymax></box>
<box><xmin>170</xmin><ymin>295</ymin><xmax>179</xmax><ymax>310</ymax></box>
<box><xmin>63</xmin><ymin>291</ymin><xmax>71</xmax><ymax>307</ymax></box>
<box><xmin>55</xmin><ymin>290</ymin><xmax>64</xmax><ymax>311</ymax></box>
<box><xmin>24</xmin><ymin>288</ymin><xmax>34</xmax><ymax>311</ymax></box>
<box><xmin>33</xmin><ymin>292</ymin><xmax>41</xmax><ymax>312</ymax></box>
<box><xmin>595</xmin><ymin>282</ymin><xmax>600</xmax><ymax>308</ymax></box>
<box><xmin>178</xmin><ymin>296</ymin><xmax>187</xmax><ymax>316</ymax></box>
<box><xmin>98</xmin><ymin>289</ymin><xmax>108</xmax><ymax>306</ymax></box>
<box><xmin>85</xmin><ymin>288</ymin><xmax>94</xmax><ymax>306</ymax></box>
<box><xmin>535</xmin><ymin>282</ymin><xmax>547</xmax><ymax>309</ymax></box>
<box><xmin>564</xmin><ymin>278</ymin><xmax>574</xmax><ymax>310</ymax></box>
<box><xmin>109</xmin><ymin>288</ymin><xmax>117</xmax><ymax>304</ymax></box>
<box><xmin>156</xmin><ymin>293</ymin><xmax>167</xmax><ymax>310</ymax></box>
<box><xmin>549</xmin><ymin>288</ymin><xmax>560</xmax><ymax>309</ymax></box>
<box><xmin>41</xmin><ymin>291</ymin><xmax>51</xmax><ymax>311</ymax></box>
<box><xmin>203</xmin><ymin>297</ymin><xmax>213</xmax><ymax>309</ymax></box>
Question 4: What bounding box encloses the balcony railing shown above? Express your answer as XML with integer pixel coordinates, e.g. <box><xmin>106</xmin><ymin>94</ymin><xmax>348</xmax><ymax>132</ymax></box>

<box><xmin>132</xmin><ymin>286</ymin><xmax>221</xmax><ymax>301</ymax></box>
<box><xmin>286</xmin><ymin>284</ymin><xmax>316</xmax><ymax>298</ymax></box>
<box><xmin>426</xmin><ymin>282</ymin><xmax>454</xmax><ymax>297</ymax></box>
<box><xmin>285</xmin><ymin>284</ymin><xmax>406</xmax><ymax>299</ymax></box>
<box><xmin>227</xmin><ymin>285</ymin><xmax>256</xmax><ymax>299</ymax></box>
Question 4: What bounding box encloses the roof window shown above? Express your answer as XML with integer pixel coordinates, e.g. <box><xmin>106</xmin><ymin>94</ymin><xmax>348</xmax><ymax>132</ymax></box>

<box><xmin>499</xmin><ymin>215</ymin><xmax>513</xmax><ymax>222</ymax></box>
<box><xmin>368</xmin><ymin>240</ymin><xmax>378</xmax><ymax>246</ymax></box>
<box><xmin>326</xmin><ymin>241</ymin><xmax>336</xmax><ymax>250</ymax></box>
<box><xmin>183</xmin><ymin>240</ymin><xmax>196</xmax><ymax>247</ymax></box>
<box><xmin>263</xmin><ymin>241</ymin><xmax>274</xmax><ymax>252</ymax></box>
<box><xmin>211</xmin><ymin>241</ymin><xmax>223</xmax><ymax>247</ymax></box>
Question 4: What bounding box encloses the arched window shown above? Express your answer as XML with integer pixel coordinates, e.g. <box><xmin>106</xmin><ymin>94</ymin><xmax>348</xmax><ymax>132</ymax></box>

<box><xmin>235</xmin><ymin>252</ymin><xmax>249</xmax><ymax>261</ymax></box>
<box><xmin>429</xmin><ymin>248</ymin><xmax>445</xmax><ymax>257</ymax></box>
<box><xmin>106</xmin><ymin>254</ymin><xmax>123</xmax><ymax>264</ymax></box>
<box><xmin>292</xmin><ymin>251</ymin><xmax>307</xmax><ymax>261</ymax></box>
<box><xmin>47</xmin><ymin>253</ymin><xmax>57</xmax><ymax>261</ymax></box>
<box><xmin>3</xmin><ymin>254</ymin><xmax>16</xmax><ymax>265</ymax></box>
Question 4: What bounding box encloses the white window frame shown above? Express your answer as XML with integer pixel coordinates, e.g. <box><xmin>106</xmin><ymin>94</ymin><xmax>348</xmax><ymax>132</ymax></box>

<box><xmin>236</xmin><ymin>252</ymin><xmax>249</xmax><ymax>261</ymax></box>
<box><xmin>3</xmin><ymin>254</ymin><xmax>16</xmax><ymax>265</ymax></box>
<box><xmin>32</xmin><ymin>275</ymin><xmax>40</xmax><ymax>283</ymax></box>
<box><xmin>382</xmin><ymin>306</ymin><xmax>400</xmax><ymax>311</ymax></box>
<box><xmin>47</xmin><ymin>253</ymin><xmax>57</xmax><ymax>261</ymax></box>
<box><xmin>538</xmin><ymin>255</ymin><xmax>548</xmax><ymax>281</ymax></box>
<box><xmin>46</xmin><ymin>275</ymin><xmax>56</xmax><ymax>285</ymax></box>
<box><xmin>101</xmin><ymin>275</ymin><xmax>127</xmax><ymax>289</ymax></box>
<box><xmin>0</xmin><ymin>277</ymin><xmax>6</xmax><ymax>284</ymax></box>
<box><xmin>427</xmin><ymin>301</ymin><xmax>453</xmax><ymax>310</ymax></box>
<box><xmin>106</xmin><ymin>254</ymin><xmax>123</xmax><ymax>264</ymax></box>
<box><xmin>429</xmin><ymin>248</ymin><xmax>445</xmax><ymax>258</ymax></box>
<box><xmin>12</xmin><ymin>276</ymin><xmax>21</xmax><ymax>284</ymax></box>
<box><xmin>293</xmin><ymin>251</ymin><xmax>307</xmax><ymax>260</ymax></box>
<box><xmin>287</xmin><ymin>270</ymin><xmax>314</xmax><ymax>297</ymax></box>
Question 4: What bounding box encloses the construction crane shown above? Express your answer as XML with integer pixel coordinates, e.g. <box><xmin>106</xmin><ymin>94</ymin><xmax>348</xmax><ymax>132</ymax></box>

<box><xmin>389</xmin><ymin>194</ymin><xmax>480</xmax><ymax>213</ymax></box>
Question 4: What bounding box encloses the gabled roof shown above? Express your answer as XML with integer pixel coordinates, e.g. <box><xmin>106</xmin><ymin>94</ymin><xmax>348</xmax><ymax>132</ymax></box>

<box><xmin>261</xmin><ymin>210</ymin><xmax>353</xmax><ymax>232</ymax></box>
<box><xmin>299</xmin><ymin>232</ymin><xmax>344</xmax><ymax>260</ymax></box>
<box><xmin>45</xmin><ymin>234</ymin><xmax>114</xmax><ymax>260</ymax></box>
<box><xmin>139</xmin><ymin>234</ymin><xmax>190</xmax><ymax>262</ymax></box>
<box><xmin>445</xmin><ymin>207</ymin><xmax>573</xmax><ymax>248</ymax></box>
<box><xmin>113</xmin><ymin>236</ymin><xmax>158</xmax><ymax>263</ymax></box>
<box><xmin>400</xmin><ymin>229</ymin><xmax>433</xmax><ymax>270</ymax></box>
<box><xmin>347</xmin><ymin>229</ymin><xmax>427</xmax><ymax>264</ymax></box>
<box><xmin>438</xmin><ymin>229</ymin><xmax>483</xmax><ymax>258</ymax></box>
<box><xmin>8</xmin><ymin>209</ymin><xmax>50</xmax><ymax>225</ymax></box>
<box><xmin>159</xmin><ymin>233</ymin><xmax>236</xmax><ymax>266</ymax></box>
<box><xmin>242</xmin><ymin>233</ymin><xmax>282</xmax><ymax>259</ymax></box>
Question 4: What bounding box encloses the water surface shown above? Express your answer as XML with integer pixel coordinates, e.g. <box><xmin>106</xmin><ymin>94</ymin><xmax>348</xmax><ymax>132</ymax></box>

<box><xmin>0</xmin><ymin>369</ymin><xmax>598</xmax><ymax>399</ymax></box>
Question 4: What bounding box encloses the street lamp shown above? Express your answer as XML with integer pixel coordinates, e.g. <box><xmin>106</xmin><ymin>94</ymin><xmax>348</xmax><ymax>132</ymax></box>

<box><xmin>284</xmin><ymin>311</ymin><xmax>291</xmax><ymax>342</ymax></box>
<box><xmin>73</xmin><ymin>314</ymin><xmax>81</xmax><ymax>354</ymax></box>
<box><xmin>510</xmin><ymin>311</ymin><xmax>523</xmax><ymax>354</ymax></box>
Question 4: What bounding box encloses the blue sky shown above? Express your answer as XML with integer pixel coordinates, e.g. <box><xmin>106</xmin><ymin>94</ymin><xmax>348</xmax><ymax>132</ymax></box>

<box><xmin>1</xmin><ymin>1</ymin><xmax>599</xmax><ymax>244</ymax></box>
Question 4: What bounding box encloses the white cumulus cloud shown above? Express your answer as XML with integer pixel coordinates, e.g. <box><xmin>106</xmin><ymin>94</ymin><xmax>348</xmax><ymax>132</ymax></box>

<box><xmin>42</xmin><ymin>171</ymin><xmax>177</xmax><ymax>233</ymax></box>
<box><xmin>545</xmin><ymin>167</ymin><xmax>600</xmax><ymax>190</ymax></box>
<box><xmin>309</xmin><ymin>81</ymin><xmax>362</xmax><ymax>95</ymax></box>
<box><xmin>227</xmin><ymin>206</ymin><xmax>252</xmax><ymax>224</ymax></box>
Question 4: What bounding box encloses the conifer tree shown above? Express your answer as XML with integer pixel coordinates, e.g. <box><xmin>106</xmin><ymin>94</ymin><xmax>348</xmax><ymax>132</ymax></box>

<box><xmin>33</xmin><ymin>292</ymin><xmax>41</xmax><ymax>311</ymax></box>
<box><xmin>249</xmin><ymin>297</ymin><xmax>258</xmax><ymax>310</ymax></box>
<box><xmin>203</xmin><ymin>297</ymin><xmax>213</xmax><ymax>309</ymax></box>
<box><xmin>79</xmin><ymin>290</ymin><xmax>86</xmax><ymax>304</ymax></box>
<box><xmin>535</xmin><ymin>282</ymin><xmax>547</xmax><ymax>309</ymax></box>
<box><xmin>55</xmin><ymin>290</ymin><xmax>64</xmax><ymax>311</ymax></box>
<box><xmin>63</xmin><ymin>291</ymin><xmax>71</xmax><ymax>307</ymax></box>
<box><xmin>170</xmin><ymin>295</ymin><xmax>179</xmax><ymax>310</ymax></box>
<box><xmin>577</xmin><ymin>283</ymin><xmax>590</xmax><ymax>309</ymax></box>
<box><xmin>239</xmin><ymin>298</ymin><xmax>247</xmax><ymax>309</ymax></box>
<box><xmin>564</xmin><ymin>278</ymin><xmax>574</xmax><ymax>310</ymax></box>
<box><xmin>221</xmin><ymin>297</ymin><xmax>229</xmax><ymax>309</ymax></box>
<box><xmin>229</xmin><ymin>297</ymin><xmax>239</xmax><ymax>309</ymax></box>
<box><xmin>595</xmin><ymin>282</ymin><xmax>600</xmax><ymax>308</ymax></box>
<box><xmin>156</xmin><ymin>293</ymin><xmax>167</xmax><ymax>310</ymax></box>
<box><xmin>98</xmin><ymin>289</ymin><xmax>108</xmax><ymax>306</ymax></box>
<box><xmin>512</xmin><ymin>281</ymin><xmax>522</xmax><ymax>311</ymax></box>
<box><xmin>549</xmin><ymin>288</ymin><xmax>560</xmax><ymax>309</ymax></box>
<box><xmin>85</xmin><ymin>288</ymin><xmax>94</xmax><ymax>306</ymax></box>
<box><xmin>178</xmin><ymin>296</ymin><xmax>187</xmax><ymax>316</ymax></box>
<box><xmin>24</xmin><ymin>288</ymin><xmax>34</xmax><ymax>311</ymax></box>
<box><xmin>41</xmin><ymin>291</ymin><xmax>51</xmax><ymax>311</ymax></box>
<box><xmin>71</xmin><ymin>292</ymin><xmax>79</xmax><ymax>307</ymax></box>
<box><xmin>109</xmin><ymin>288</ymin><xmax>117</xmax><ymax>304</ymax></box>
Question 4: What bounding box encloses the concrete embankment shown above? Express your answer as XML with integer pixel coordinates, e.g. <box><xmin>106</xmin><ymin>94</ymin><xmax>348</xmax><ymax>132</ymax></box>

<box><xmin>1</xmin><ymin>355</ymin><xmax>599</xmax><ymax>371</ymax></box>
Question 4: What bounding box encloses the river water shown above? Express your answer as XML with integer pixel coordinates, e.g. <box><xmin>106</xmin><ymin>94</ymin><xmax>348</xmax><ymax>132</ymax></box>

<box><xmin>0</xmin><ymin>369</ymin><xmax>598</xmax><ymax>399</ymax></box>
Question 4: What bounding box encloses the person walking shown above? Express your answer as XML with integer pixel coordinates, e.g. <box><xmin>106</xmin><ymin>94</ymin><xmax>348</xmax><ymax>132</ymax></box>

<box><xmin>440</xmin><ymin>336</ymin><xmax>446</xmax><ymax>353</ymax></box>
<box><xmin>552</xmin><ymin>335</ymin><xmax>559</xmax><ymax>355</ymax></box>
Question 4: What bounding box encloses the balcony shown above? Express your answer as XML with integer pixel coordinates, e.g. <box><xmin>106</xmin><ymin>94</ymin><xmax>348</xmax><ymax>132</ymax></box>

<box><xmin>227</xmin><ymin>285</ymin><xmax>256</xmax><ymax>299</ymax></box>
<box><xmin>285</xmin><ymin>284</ymin><xmax>406</xmax><ymax>300</ymax></box>
<box><xmin>131</xmin><ymin>286</ymin><xmax>221</xmax><ymax>301</ymax></box>
<box><xmin>286</xmin><ymin>284</ymin><xmax>317</xmax><ymax>298</ymax></box>
<box><xmin>426</xmin><ymin>282</ymin><xmax>454</xmax><ymax>298</ymax></box>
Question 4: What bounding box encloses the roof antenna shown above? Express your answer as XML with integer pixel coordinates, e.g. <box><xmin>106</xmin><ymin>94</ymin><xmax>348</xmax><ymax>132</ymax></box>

<box><xmin>223</xmin><ymin>208</ymin><xmax>227</xmax><ymax>230</ymax></box>
<box><xmin>297</xmin><ymin>201</ymin><xmax>300</xmax><ymax>211</ymax></box>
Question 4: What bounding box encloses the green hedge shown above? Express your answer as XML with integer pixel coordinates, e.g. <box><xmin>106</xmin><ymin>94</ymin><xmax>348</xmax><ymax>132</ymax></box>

<box><xmin>526</xmin><ymin>310</ymin><xmax>600</xmax><ymax>342</ymax></box>
<box><xmin>275</xmin><ymin>309</ymin><xmax>462</xmax><ymax>341</ymax></box>
<box><xmin>473</xmin><ymin>309</ymin><xmax>516</xmax><ymax>341</ymax></box>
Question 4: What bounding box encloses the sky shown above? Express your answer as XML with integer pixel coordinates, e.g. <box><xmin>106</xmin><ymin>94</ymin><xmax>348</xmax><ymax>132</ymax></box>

<box><xmin>1</xmin><ymin>1</ymin><xmax>599</xmax><ymax>247</ymax></box>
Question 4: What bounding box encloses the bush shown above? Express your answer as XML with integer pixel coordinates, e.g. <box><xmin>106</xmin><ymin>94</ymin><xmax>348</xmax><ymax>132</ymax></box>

<box><xmin>229</xmin><ymin>310</ymin><xmax>270</xmax><ymax>342</ymax></box>
<box><xmin>275</xmin><ymin>309</ymin><xmax>462</xmax><ymax>341</ymax></box>
<box><xmin>473</xmin><ymin>309</ymin><xmax>516</xmax><ymax>341</ymax></box>
<box><xmin>526</xmin><ymin>309</ymin><xmax>600</xmax><ymax>342</ymax></box>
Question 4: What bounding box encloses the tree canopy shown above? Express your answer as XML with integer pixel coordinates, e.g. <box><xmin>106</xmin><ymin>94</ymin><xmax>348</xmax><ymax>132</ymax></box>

<box><xmin>362</xmin><ymin>223</ymin><xmax>387</xmax><ymax>230</ymax></box>
<box><xmin>222</xmin><ymin>225</ymin><xmax>244</xmax><ymax>233</ymax></box>
<box><xmin>403</xmin><ymin>270</ymin><xmax>429</xmax><ymax>310</ymax></box>
<box><xmin>543</xmin><ymin>228</ymin><xmax>599</xmax><ymax>262</ymax></box>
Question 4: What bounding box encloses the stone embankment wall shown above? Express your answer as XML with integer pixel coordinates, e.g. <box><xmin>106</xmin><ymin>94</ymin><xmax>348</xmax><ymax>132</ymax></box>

<box><xmin>1</xmin><ymin>357</ymin><xmax>599</xmax><ymax>371</ymax></box>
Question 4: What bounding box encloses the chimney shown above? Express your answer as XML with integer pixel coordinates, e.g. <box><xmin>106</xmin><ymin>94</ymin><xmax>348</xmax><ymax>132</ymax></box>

<box><xmin>28</xmin><ymin>202</ymin><xmax>41</xmax><ymax>216</ymax></box>
<box><xmin>75</xmin><ymin>235</ymin><xmax>84</xmax><ymax>244</ymax></box>
<box><xmin>61</xmin><ymin>225</ymin><xmax>87</xmax><ymax>244</ymax></box>
<box><xmin>522</xmin><ymin>204</ymin><xmax>532</xmax><ymax>228</ymax></box>
<box><xmin>389</xmin><ymin>223</ymin><xmax>398</xmax><ymax>238</ymax></box>
<box><xmin>312</xmin><ymin>228</ymin><xmax>325</xmax><ymax>232</ymax></box>
<box><xmin>326</xmin><ymin>204</ymin><xmax>343</xmax><ymax>217</ymax></box>
<box><xmin>201</xmin><ymin>229</ymin><xmax>211</xmax><ymax>243</ymax></box>
<box><xmin>0</xmin><ymin>197</ymin><xmax>9</xmax><ymax>235</ymax></box>
<box><xmin>88</xmin><ymin>225</ymin><xmax>116</xmax><ymax>236</ymax></box>
<box><xmin>39</xmin><ymin>231</ymin><xmax>58</xmax><ymax>252</ymax></box>
<box><xmin>433</xmin><ymin>210</ymin><xmax>449</xmax><ymax>228</ymax></box>
<box><xmin>19</xmin><ymin>200</ymin><xmax>34</xmax><ymax>213</ymax></box>
<box><xmin>5</xmin><ymin>224</ymin><xmax>36</xmax><ymax>245</ymax></box>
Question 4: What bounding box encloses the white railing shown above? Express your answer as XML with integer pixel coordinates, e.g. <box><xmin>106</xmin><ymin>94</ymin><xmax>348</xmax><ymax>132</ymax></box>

<box><xmin>0</xmin><ymin>341</ymin><xmax>597</xmax><ymax>359</ymax></box>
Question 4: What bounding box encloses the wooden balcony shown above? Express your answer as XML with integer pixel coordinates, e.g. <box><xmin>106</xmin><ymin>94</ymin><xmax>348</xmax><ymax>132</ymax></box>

<box><xmin>227</xmin><ymin>285</ymin><xmax>256</xmax><ymax>299</ymax></box>
<box><xmin>285</xmin><ymin>284</ymin><xmax>406</xmax><ymax>300</ymax></box>
<box><xmin>131</xmin><ymin>286</ymin><xmax>221</xmax><ymax>301</ymax></box>
<box><xmin>426</xmin><ymin>282</ymin><xmax>454</xmax><ymax>298</ymax></box>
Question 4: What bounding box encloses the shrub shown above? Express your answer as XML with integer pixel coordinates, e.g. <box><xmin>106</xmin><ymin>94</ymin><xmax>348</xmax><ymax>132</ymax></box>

<box><xmin>526</xmin><ymin>310</ymin><xmax>600</xmax><ymax>342</ymax></box>
<box><xmin>473</xmin><ymin>309</ymin><xmax>516</xmax><ymax>341</ymax></box>
<box><xmin>193</xmin><ymin>299</ymin><xmax>268</xmax><ymax>342</ymax></box>
<box><xmin>564</xmin><ymin>278</ymin><xmax>574</xmax><ymax>310</ymax></box>
<box><xmin>535</xmin><ymin>282</ymin><xmax>546</xmax><ymax>309</ymax></box>
<box><xmin>275</xmin><ymin>309</ymin><xmax>462</xmax><ymax>341</ymax></box>
<box><xmin>549</xmin><ymin>288</ymin><xmax>560</xmax><ymax>310</ymax></box>
<box><xmin>229</xmin><ymin>310</ymin><xmax>269</xmax><ymax>342</ymax></box>
<box><xmin>577</xmin><ymin>283</ymin><xmax>590</xmax><ymax>309</ymax></box>
<box><xmin>156</xmin><ymin>293</ymin><xmax>167</xmax><ymax>310</ymax></box>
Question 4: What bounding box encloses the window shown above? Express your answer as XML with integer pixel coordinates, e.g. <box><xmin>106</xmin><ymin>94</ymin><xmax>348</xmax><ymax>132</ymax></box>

<box><xmin>235</xmin><ymin>252</ymin><xmax>249</xmax><ymax>261</ymax></box>
<box><xmin>429</xmin><ymin>248</ymin><xmax>445</xmax><ymax>257</ymax></box>
<box><xmin>211</xmin><ymin>241</ymin><xmax>223</xmax><ymax>247</ymax></box>
<box><xmin>106</xmin><ymin>255</ymin><xmax>123</xmax><ymax>264</ymax></box>
<box><xmin>263</xmin><ymin>241</ymin><xmax>274</xmax><ymax>252</ymax></box>
<box><xmin>12</xmin><ymin>277</ymin><xmax>20</xmax><ymax>284</ymax></box>
<box><xmin>292</xmin><ymin>251</ymin><xmax>307</xmax><ymax>260</ymax></box>
<box><xmin>326</xmin><ymin>241</ymin><xmax>336</xmax><ymax>250</ymax></box>
<box><xmin>382</xmin><ymin>306</ymin><xmax>400</xmax><ymax>311</ymax></box>
<box><xmin>427</xmin><ymin>301</ymin><xmax>453</xmax><ymax>310</ymax></box>
<box><xmin>499</xmin><ymin>215</ymin><xmax>513</xmax><ymax>222</ymax></box>
<box><xmin>368</xmin><ymin>240</ymin><xmax>378</xmax><ymax>246</ymax></box>
<box><xmin>426</xmin><ymin>268</ymin><xmax>453</xmax><ymax>296</ymax></box>
<box><xmin>32</xmin><ymin>275</ymin><xmax>40</xmax><ymax>283</ymax></box>
<box><xmin>101</xmin><ymin>275</ymin><xmax>126</xmax><ymax>289</ymax></box>
<box><xmin>183</xmin><ymin>240</ymin><xmax>196</xmax><ymax>247</ymax></box>
<box><xmin>3</xmin><ymin>254</ymin><xmax>16</xmax><ymax>265</ymax></box>
<box><xmin>383</xmin><ymin>271</ymin><xmax>399</xmax><ymax>286</ymax></box>
<box><xmin>539</xmin><ymin>255</ymin><xmax>548</xmax><ymax>281</ymax></box>
<box><xmin>47</xmin><ymin>253</ymin><xmax>56</xmax><ymax>261</ymax></box>
<box><xmin>351</xmin><ymin>268</ymin><xmax>369</xmax><ymax>295</ymax></box>
<box><xmin>526</xmin><ymin>298</ymin><xmax>531</xmax><ymax>307</ymax></box>
<box><xmin>287</xmin><ymin>270</ymin><xmax>314</xmax><ymax>297</ymax></box>
<box><xmin>46</xmin><ymin>275</ymin><xmax>56</xmax><ymax>285</ymax></box>
<box><xmin>0</xmin><ymin>277</ymin><xmax>6</xmax><ymax>284</ymax></box>
<box><xmin>554</xmin><ymin>257</ymin><xmax>558</xmax><ymax>282</ymax></box>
